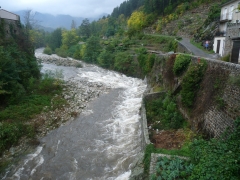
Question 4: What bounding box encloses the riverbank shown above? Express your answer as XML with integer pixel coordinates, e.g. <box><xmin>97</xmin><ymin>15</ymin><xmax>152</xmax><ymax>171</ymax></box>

<box><xmin>1</xmin><ymin>49</ymin><xmax>147</xmax><ymax>179</ymax></box>
<box><xmin>0</xmin><ymin>53</ymin><xmax>109</xmax><ymax>177</ymax></box>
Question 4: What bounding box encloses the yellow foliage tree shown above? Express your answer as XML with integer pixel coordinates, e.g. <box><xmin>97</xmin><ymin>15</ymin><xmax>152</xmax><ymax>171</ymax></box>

<box><xmin>127</xmin><ymin>11</ymin><xmax>146</xmax><ymax>31</ymax></box>
<box><xmin>62</xmin><ymin>29</ymin><xmax>80</xmax><ymax>49</ymax></box>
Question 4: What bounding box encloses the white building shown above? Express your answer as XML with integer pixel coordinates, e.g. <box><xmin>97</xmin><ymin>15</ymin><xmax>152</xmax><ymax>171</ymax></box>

<box><xmin>213</xmin><ymin>0</ymin><xmax>240</xmax><ymax>57</ymax></box>
<box><xmin>0</xmin><ymin>9</ymin><xmax>20</xmax><ymax>21</ymax></box>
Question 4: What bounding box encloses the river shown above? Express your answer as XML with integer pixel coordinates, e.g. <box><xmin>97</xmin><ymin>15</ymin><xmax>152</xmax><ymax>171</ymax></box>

<box><xmin>2</xmin><ymin>50</ymin><xmax>147</xmax><ymax>180</ymax></box>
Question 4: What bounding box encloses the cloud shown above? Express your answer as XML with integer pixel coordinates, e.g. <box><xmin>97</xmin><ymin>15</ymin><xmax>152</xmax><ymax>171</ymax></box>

<box><xmin>1</xmin><ymin>0</ymin><xmax>125</xmax><ymax>17</ymax></box>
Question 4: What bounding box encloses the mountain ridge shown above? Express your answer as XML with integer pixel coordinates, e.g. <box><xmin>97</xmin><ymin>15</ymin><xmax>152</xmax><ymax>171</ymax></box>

<box><xmin>14</xmin><ymin>10</ymin><xmax>108</xmax><ymax>30</ymax></box>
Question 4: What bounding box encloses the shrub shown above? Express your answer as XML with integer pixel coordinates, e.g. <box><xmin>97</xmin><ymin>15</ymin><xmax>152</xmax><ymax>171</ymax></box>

<box><xmin>43</xmin><ymin>46</ymin><xmax>52</xmax><ymax>55</ymax></box>
<box><xmin>146</xmin><ymin>94</ymin><xmax>184</xmax><ymax>130</ymax></box>
<box><xmin>181</xmin><ymin>60</ymin><xmax>207</xmax><ymax>108</ymax></box>
<box><xmin>114</xmin><ymin>52</ymin><xmax>137</xmax><ymax>76</ymax></box>
<box><xmin>221</xmin><ymin>54</ymin><xmax>230</xmax><ymax>62</ymax></box>
<box><xmin>97</xmin><ymin>50</ymin><xmax>115</xmax><ymax>69</ymax></box>
<box><xmin>0</xmin><ymin>122</ymin><xmax>33</xmax><ymax>153</ymax></box>
<box><xmin>173</xmin><ymin>54</ymin><xmax>191</xmax><ymax>76</ymax></box>
<box><xmin>137</xmin><ymin>48</ymin><xmax>155</xmax><ymax>75</ymax></box>
<box><xmin>55</xmin><ymin>48</ymin><xmax>68</xmax><ymax>58</ymax></box>
<box><xmin>189</xmin><ymin>117</ymin><xmax>240</xmax><ymax>180</ymax></box>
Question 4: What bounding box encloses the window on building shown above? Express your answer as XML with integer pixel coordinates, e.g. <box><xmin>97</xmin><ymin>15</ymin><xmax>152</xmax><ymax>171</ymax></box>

<box><xmin>229</xmin><ymin>5</ymin><xmax>234</xmax><ymax>19</ymax></box>
<box><xmin>223</xmin><ymin>8</ymin><xmax>227</xmax><ymax>19</ymax></box>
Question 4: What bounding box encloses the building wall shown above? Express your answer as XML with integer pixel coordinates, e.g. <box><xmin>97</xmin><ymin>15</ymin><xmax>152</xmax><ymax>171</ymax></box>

<box><xmin>221</xmin><ymin>0</ymin><xmax>240</xmax><ymax>23</ymax></box>
<box><xmin>224</xmin><ymin>24</ymin><xmax>240</xmax><ymax>58</ymax></box>
<box><xmin>219</xmin><ymin>23</ymin><xmax>227</xmax><ymax>34</ymax></box>
<box><xmin>218</xmin><ymin>0</ymin><xmax>240</xmax><ymax>57</ymax></box>
<box><xmin>213</xmin><ymin>37</ymin><xmax>225</xmax><ymax>56</ymax></box>
<box><xmin>0</xmin><ymin>9</ymin><xmax>20</xmax><ymax>21</ymax></box>
<box><xmin>1</xmin><ymin>18</ymin><xmax>21</xmax><ymax>37</ymax></box>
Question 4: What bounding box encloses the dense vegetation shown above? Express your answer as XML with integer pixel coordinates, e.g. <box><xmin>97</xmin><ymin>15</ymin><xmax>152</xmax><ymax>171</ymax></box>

<box><xmin>1</xmin><ymin>0</ymin><xmax>239</xmax><ymax>178</ymax></box>
<box><xmin>0</xmin><ymin>18</ymin><xmax>65</xmax><ymax>166</ymax></box>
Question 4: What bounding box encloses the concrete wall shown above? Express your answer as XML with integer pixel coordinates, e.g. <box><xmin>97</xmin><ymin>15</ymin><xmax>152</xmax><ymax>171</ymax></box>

<box><xmin>139</xmin><ymin>92</ymin><xmax>167</xmax><ymax>149</ymax></box>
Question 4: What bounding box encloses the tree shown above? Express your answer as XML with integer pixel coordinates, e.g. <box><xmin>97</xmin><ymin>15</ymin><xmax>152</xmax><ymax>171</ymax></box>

<box><xmin>47</xmin><ymin>28</ymin><xmax>62</xmax><ymax>51</ymax></box>
<box><xmin>127</xmin><ymin>10</ymin><xmax>146</xmax><ymax>32</ymax></box>
<box><xmin>83</xmin><ymin>36</ymin><xmax>101</xmax><ymax>63</ymax></box>
<box><xmin>62</xmin><ymin>29</ymin><xmax>80</xmax><ymax>49</ymax></box>
<box><xmin>71</xmin><ymin>20</ymin><xmax>77</xmax><ymax>29</ymax></box>
<box><xmin>29</xmin><ymin>29</ymin><xmax>46</xmax><ymax>48</ymax></box>
<box><xmin>24</xmin><ymin>10</ymin><xmax>40</xmax><ymax>30</ymax></box>
<box><xmin>78</xmin><ymin>18</ymin><xmax>91</xmax><ymax>40</ymax></box>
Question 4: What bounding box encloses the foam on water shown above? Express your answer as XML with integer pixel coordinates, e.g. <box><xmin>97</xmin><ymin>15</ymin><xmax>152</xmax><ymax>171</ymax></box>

<box><xmin>12</xmin><ymin>146</ymin><xmax>43</xmax><ymax>180</ymax></box>
<box><xmin>3</xmin><ymin>50</ymin><xmax>147</xmax><ymax>180</ymax></box>
<box><xmin>77</xmin><ymin>66</ymin><xmax>147</xmax><ymax>179</ymax></box>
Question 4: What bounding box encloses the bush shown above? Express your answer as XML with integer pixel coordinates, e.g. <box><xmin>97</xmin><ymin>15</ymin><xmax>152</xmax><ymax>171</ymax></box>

<box><xmin>0</xmin><ymin>122</ymin><xmax>33</xmax><ymax>153</ymax></box>
<box><xmin>173</xmin><ymin>54</ymin><xmax>191</xmax><ymax>76</ymax></box>
<box><xmin>43</xmin><ymin>46</ymin><xmax>52</xmax><ymax>55</ymax></box>
<box><xmin>114</xmin><ymin>52</ymin><xmax>137</xmax><ymax>76</ymax></box>
<box><xmin>146</xmin><ymin>94</ymin><xmax>184</xmax><ymax>130</ymax></box>
<box><xmin>97</xmin><ymin>50</ymin><xmax>115</xmax><ymax>69</ymax></box>
<box><xmin>189</xmin><ymin>117</ymin><xmax>240</xmax><ymax>180</ymax></box>
<box><xmin>137</xmin><ymin>47</ymin><xmax>155</xmax><ymax>75</ymax></box>
<box><xmin>181</xmin><ymin>60</ymin><xmax>207</xmax><ymax>108</ymax></box>
<box><xmin>55</xmin><ymin>48</ymin><xmax>68</xmax><ymax>58</ymax></box>
<box><xmin>221</xmin><ymin>54</ymin><xmax>230</xmax><ymax>62</ymax></box>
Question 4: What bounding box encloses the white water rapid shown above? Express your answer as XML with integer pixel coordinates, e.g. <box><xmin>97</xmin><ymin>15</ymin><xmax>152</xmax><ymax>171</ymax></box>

<box><xmin>2</xmin><ymin>49</ymin><xmax>147</xmax><ymax>180</ymax></box>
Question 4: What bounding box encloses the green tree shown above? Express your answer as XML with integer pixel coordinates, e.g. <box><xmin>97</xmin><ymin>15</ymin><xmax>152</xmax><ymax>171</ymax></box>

<box><xmin>47</xmin><ymin>28</ymin><xmax>62</xmax><ymax>51</ymax></box>
<box><xmin>114</xmin><ymin>52</ymin><xmax>136</xmax><ymax>76</ymax></box>
<box><xmin>97</xmin><ymin>50</ymin><xmax>115</xmax><ymax>68</ymax></box>
<box><xmin>83</xmin><ymin>36</ymin><xmax>101</xmax><ymax>63</ymax></box>
<box><xmin>61</xmin><ymin>29</ymin><xmax>80</xmax><ymax>49</ymax></box>
<box><xmin>71</xmin><ymin>20</ymin><xmax>77</xmax><ymax>29</ymax></box>
<box><xmin>78</xmin><ymin>18</ymin><xmax>91</xmax><ymax>40</ymax></box>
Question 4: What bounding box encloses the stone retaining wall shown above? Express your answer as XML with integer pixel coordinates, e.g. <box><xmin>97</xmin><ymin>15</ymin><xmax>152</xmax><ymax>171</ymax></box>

<box><xmin>154</xmin><ymin>53</ymin><xmax>240</xmax><ymax>137</ymax></box>
<box><xmin>177</xmin><ymin>41</ymin><xmax>192</xmax><ymax>54</ymax></box>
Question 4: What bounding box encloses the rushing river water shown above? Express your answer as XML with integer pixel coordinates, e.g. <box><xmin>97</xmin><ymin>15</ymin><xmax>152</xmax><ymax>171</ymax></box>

<box><xmin>2</xmin><ymin>50</ymin><xmax>147</xmax><ymax>180</ymax></box>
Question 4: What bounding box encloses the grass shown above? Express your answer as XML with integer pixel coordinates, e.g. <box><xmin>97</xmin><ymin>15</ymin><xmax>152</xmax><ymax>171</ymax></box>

<box><xmin>0</xmin><ymin>95</ymin><xmax>52</xmax><ymax>122</ymax></box>
<box><xmin>190</xmin><ymin>39</ymin><xmax>214</xmax><ymax>54</ymax></box>
<box><xmin>0</xmin><ymin>70</ymin><xmax>66</xmax><ymax>157</ymax></box>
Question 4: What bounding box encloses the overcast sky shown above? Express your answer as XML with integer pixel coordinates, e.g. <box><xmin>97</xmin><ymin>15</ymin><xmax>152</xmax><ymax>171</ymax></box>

<box><xmin>1</xmin><ymin>0</ymin><xmax>126</xmax><ymax>17</ymax></box>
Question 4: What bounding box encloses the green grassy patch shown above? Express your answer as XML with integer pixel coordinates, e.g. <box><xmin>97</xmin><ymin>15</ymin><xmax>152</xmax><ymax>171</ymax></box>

<box><xmin>0</xmin><ymin>70</ymin><xmax>66</xmax><ymax>156</ymax></box>
<box><xmin>190</xmin><ymin>39</ymin><xmax>214</xmax><ymax>54</ymax></box>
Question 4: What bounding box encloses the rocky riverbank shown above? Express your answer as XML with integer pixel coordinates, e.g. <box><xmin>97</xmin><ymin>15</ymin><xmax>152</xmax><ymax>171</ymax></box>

<box><xmin>0</xmin><ymin>54</ymin><xmax>109</xmax><ymax>177</ymax></box>
<box><xmin>36</xmin><ymin>49</ymin><xmax>83</xmax><ymax>67</ymax></box>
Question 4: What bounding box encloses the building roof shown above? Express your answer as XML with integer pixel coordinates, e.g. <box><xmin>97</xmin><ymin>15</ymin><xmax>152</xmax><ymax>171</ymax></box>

<box><xmin>0</xmin><ymin>9</ymin><xmax>20</xmax><ymax>21</ymax></box>
<box><xmin>221</xmin><ymin>0</ymin><xmax>240</xmax><ymax>7</ymax></box>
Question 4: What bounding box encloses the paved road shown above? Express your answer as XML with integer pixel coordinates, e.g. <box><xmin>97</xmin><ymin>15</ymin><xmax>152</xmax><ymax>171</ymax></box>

<box><xmin>180</xmin><ymin>38</ymin><xmax>219</xmax><ymax>59</ymax></box>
